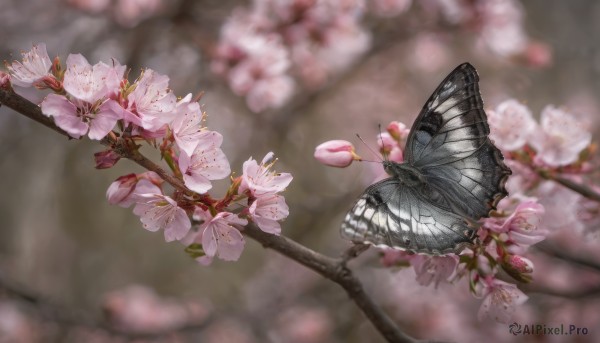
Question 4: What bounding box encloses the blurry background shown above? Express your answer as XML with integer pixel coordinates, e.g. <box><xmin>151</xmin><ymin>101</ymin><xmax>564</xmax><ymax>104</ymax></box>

<box><xmin>1</xmin><ymin>0</ymin><xmax>600</xmax><ymax>342</ymax></box>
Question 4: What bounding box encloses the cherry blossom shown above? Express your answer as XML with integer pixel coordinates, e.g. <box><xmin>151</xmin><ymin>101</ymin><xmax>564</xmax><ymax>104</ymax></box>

<box><xmin>477</xmin><ymin>0</ymin><xmax>528</xmax><ymax>57</ymax></box>
<box><xmin>477</xmin><ymin>278</ymin><xmax>528</xmax><ymax>323</ymax></box>
<box><xmin>114</xmin><ymin>0</ymin><xmax>163</xmax><ymax>28</ymax></box>
<box><xmin>314</xmin><ymin>140</ymin><xmax>358</xmax><ymax>168</ymax></box>
<box><xmin>501</xmin><ymin>201</ymin><xmax>546</xmax><ymax>247</ymax></box>
<box><xmin>171</xmin><ymin>94</ymin><xmax>205</xmax><ymax>156</ymax></box>
<box><xmin>122</xmin><ymin>69</ymin><xmax>177</xmax><ymax>131</ymax></box>
<box><xmin>103</xmin><ymin>285</ymin><xmax>210</xmax><ymax>333</ymax></box>
<box><xmin>0</xmin><ymin>71</ymin><xmax>10</xmax><ymax>88</ymax></box>
<box><xmin>94</xmin><ymin>149</ymin><xmax>121</xmax><ymax>169</ymax></box>
<box><xmin>245</xmin><ymin>75</ymin><xmax>295</xmax><ymax>112</ymax></box>
<box><xmin>529</xmin><ymin>105</ymin><xmax>592</xmax><ymax>166</ymax></box>
<box><xmin>488</xmin><ymin>99</ymin><xmax>536</xmax><ymax>151</ymax></box>
<box><xmin>185</xmin><ymin>208</ymin><xmax>248</xmax><ymax>262</ymax></box>
<box><xmin>248</xmin><ymin>194</ymin><xmax>289</xmax><ymax>235</ymax></box>
<box><xmin>377</xmin><ymin>132</ymin><xmax>404</xmax><ymax>163</ymax></box>
<box><xmin>40</xmin><ymin>54</ymin><xmax>125</xmax><ymax>139</ymax></box>
<box><xmin>62</xmin><ymin>54</ymin><xmax>124</xmax><ymax>103</ymax></box>
<box><xmin>6</xmin><ymin>43</ymin><xmax>52</xmax><ymax>88</ymax></box>
<box><xmin>133</xmin><ymin>194</ymin><xmax>191</xmax><ymax>242</ymax></box>
<box><xmin>178</xmin><ymin>131</ymin><xmax>231</xmax><ymax>194</ymax></box>
<box><xmin>503</xmin><ymin>254</ymin><xmax>534</xmax><ymax>276</ymax></box>
<box><xmin>240</xmin><ymin>153</ymin><xmax>293</xmax><ymax>196</ymax></box>
<box><xmin>107</xmin><ymin>172</ymin><xmax>162</xmax><ymax>208</ymax></box>
<box><xmin>410</xmin><ymin>255</ymin><xmax>458</xmax><ymax>288</ymax></box>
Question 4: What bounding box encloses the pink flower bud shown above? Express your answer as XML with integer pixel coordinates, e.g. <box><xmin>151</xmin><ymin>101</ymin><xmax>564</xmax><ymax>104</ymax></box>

<box><xmin>386</xmin><ymin>121</ymin><xmax>410</xmax><ymax>140</ymax></box>
<box><xmin>525</xmin><ymin>41</ymin><xmax>552</xmax><ymax>68</ymax></box>
<box><xmin>501</xmin><ymin>254</ymin><xmax>534</xmax><ymax>283</ymax></box>
<box><xmin>94</xmin><ymin>149</ymin><xmax>121</xmax><ymax>169</ymax></box>
<box><xmin>0</xmin><ymin>71</ymin><xmax>11</xmax><ymax>89</ymax></box>
<box><xmin>314</xmin><ymin>140</ymin><xmax>358</xmax><ymax>168</ymax></box>
<box><xmin>106</xmin><ymin>174</ymin><xmax>138</xmax><ymax>206</ymax></box>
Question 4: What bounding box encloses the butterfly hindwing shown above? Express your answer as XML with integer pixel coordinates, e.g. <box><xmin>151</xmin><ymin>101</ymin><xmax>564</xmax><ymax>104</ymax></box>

<box><xmin>341</xmin><ymin>179</ymin><xmax>476</xmax><ymax>254</ymax></box>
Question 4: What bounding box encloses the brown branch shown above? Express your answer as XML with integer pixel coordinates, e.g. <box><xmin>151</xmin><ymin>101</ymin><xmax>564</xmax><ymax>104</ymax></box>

<box><xmin>0</xmin><ymin>272</ymin><xmax>213</xmax><ymax>340</ymax></box>
<box><xmin>537</xmin><ymin>170</ymin><xmax>600</xmax><ymax>202</ymax></box>
<box><xmin>0</xmin><ymin>87</ymin><xmax>417</xmax><ymax>343</ymax></box>
<box><xmin>242</xmin><ymin>224</ymin><xmax>416</xmax><ymax>343</ymax></box>
<box><xmin>535</xmin><ymin>241</ymin><xmax>600</xmax><ymax>273</ymax></box>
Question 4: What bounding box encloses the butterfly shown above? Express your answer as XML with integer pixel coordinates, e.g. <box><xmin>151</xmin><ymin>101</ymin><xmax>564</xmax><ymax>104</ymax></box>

<box><xmin>341</xmin><ymin>63</ymin><xmax>511</xmax><ymax>254</ymax></box>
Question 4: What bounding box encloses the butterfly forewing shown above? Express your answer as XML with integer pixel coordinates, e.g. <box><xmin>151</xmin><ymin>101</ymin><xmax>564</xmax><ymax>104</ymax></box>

<box><xmin>341</xmin><ymin>63</ymin><xmax>510</xmax><ymax>254</ymax></box>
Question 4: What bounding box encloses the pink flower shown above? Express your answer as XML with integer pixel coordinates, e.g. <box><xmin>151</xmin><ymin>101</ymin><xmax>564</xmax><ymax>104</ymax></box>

<box><xmin>248</xmin><ymin>194</ymin><xmax>289</xmax><ymax>235</ymax></box>
<box><xmin>387</xmin><ymin>121</ymin><xmax>410</xmax><ymax>140</ymax></box>
<box><xmin>123</xmin><ymin>69</ymin><xmax>177</xmax><ymax>131</ymax></box>
<box><xmin>178</xmin><ymin>131</ymin><xmax>231</xmax><ymax>194</ymax></box>
<box><xmin>62</xmin><ymin>54</ymin><xmax>124</xmax><ymax>103</ymax></box>
<box><xmin>114</xmin><ymin>0</ymin><xmax>162</xmax><ymax>28</ymax></box>
<box><xmin>6</xmin><ymin>43</ymin><xmax>52</xmax><ymax>87</ymax></box>
<box><xmin>477</xmin><ymin>0</ymin><xmax>528</xmax><ymax>57</ymax></box>
<box><xmin>184</xmin><ymin>209</ymin><xmax>248</xmax><ymax>262</ymax></box>
<box><xmin>40</xmin><ymin>54</ymin><xmax>125</xmax><ymax>140</ymax></box>
<box><xmin>377</xmin><ymin>132</ymin><xmax>403</xmax><ymax>162</ymax></box>
<box><xmin>536</xmin><ymin>181</ymin><xmax>584</xmax><ymax>232</ymax></box>
<box><xmin>245</xmin><ymin>75</ymin><xmax>295</xmax><ymax>112</ymax></box>
<box><xmin>171</xmin><ymin>95</ymin><xmax>205</xmax><ymax>156</ymax></box>
<box><xmin>477</xmin><ymin>278</ymin><xmax>528</xmax><ymax>323</ymax></box>
<box><xmin>240</xmin><ymin>153</ymin><xmax>293</xmax><ymax>196</ymax></box>
<box><xmin>0</xmin><ymin>71</ymin><xmax>11</xmax><ymax>88</ymax></box>
<box><xmin>107</xmin><ymin>172</ymin><xmax>162</xmax><ymax>208</ymax></box>
<box><xmin>314</xmin><ymin>140</ymin><xmax>358</xmax><ymax>168</ymax></box>
<box><xmin>502</xmin><ymin>201</ymin><xmax>546</xmax><ymax>247</ymax></box>
<box><xmin>94</xmin><ymin>149</ymin><xmax>121</xmax><ymax>169</ymax></box>
<box><xmin>133</xmin><ymin>194</ymin><xmax>191</xmax><ymax>242</ymax></box>
<box><xmin>529</xmin><ymin>105</ymin><xmax>592</xmax><ymax>166</ymax></box>
<box><xmin>501</xmin><ymin>254</ymin><xmax>534</xmax><ymax>282</ymax></box>
<box><xmin>41</xmin><ymin>93</ymin><xmax>122</xmax><ymax>139</ymax></box>
<box><xmin>103</xmin><ymin>285</ymin><xmax>210</xmax><ymax>333</ymax></box>
<box><xmin>107</xmin><ymin>174</ymin><xmax>139</xmax><ymax>206</ymax></box>
<box><xmin>488</xmin><ymin>99</ymin><xmax>536</xmax><ymax>151</ymax></box>
<box><xmin>410</xmin><ymin>255</ymin><xmax>458</xmax><ymax>288</ymax></box>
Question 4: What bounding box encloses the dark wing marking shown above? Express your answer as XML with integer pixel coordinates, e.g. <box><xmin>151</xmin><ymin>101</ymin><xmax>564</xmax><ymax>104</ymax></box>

<box><xmin>341</xmin><ymin>178</ymin><xmax>476</xmax><ymax>254</ymax></box>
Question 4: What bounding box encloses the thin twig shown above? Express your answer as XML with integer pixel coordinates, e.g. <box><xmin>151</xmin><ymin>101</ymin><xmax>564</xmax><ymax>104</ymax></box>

<box><xmin>537</xmin><ymin>170</ymin><xmax>600</xmax><ymax>202</ymax></box>
<box><xmin>0</xmin><ymin>87</ymin><xmax>416</xmax><ymax>343</ymax></box>
<box><xmin>535</xmin><ymin>242</ymin><xmax>600</xmax><ymax>273</ymax></box>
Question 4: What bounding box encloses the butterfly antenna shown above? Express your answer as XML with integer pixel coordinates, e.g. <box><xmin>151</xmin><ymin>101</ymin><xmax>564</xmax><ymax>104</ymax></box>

<box><xmin>378</xmin><ymin>124</ymin><xmax>389</xmax><ymax>162</ymax></box>
<box><xmin>355</xmin><ymin>133</ymin><xmax>383</xmax><ymax>162</ymax></box>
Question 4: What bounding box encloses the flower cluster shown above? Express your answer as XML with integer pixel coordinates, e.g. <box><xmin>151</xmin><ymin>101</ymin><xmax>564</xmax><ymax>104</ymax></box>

<box><xmin>67</xmin><ymin>0</ymin><xmax>164</xmax><ymax>28</ymax></box>
<box><xmin>425</xmin><ymin>0</ymin><xmax>551</xmax><ymax>67</ymax></box>
<box><xmin>6</xmin><ymin>44</ymin><xmax>293</xmax><ymax>264</ymax></box>
<box><xmin>212</xmin><ymin>0</ymin><xmax>550</xmax><ymax>114</ymax></box>
<box><xmin>314</xmin><ymin>109</ymin><xmax>591</xmax><ymax>323</ymax></box>
<box><xmin>211</xmin><ymin>0</ymin><xmax>371</xmax><ymax>112</ymax></box>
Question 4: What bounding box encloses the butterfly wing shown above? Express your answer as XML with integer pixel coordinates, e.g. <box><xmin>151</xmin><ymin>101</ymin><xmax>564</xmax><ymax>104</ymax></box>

<box><xmin>404</xmin><ymin>63</ymin><xmax>511</xmax><ymax>220</ymax></box>
<box><xmin>341</xmin><ymin>178</ymin><xmax>475</xmax><ymax>254</ymax></box>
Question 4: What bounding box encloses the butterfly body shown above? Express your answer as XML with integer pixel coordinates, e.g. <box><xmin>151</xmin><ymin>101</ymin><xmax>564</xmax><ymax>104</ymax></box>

<box><xmin>341</xmin><ymin>63</ymin><xmax>511</xmax><ymax>255</ymax></box>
